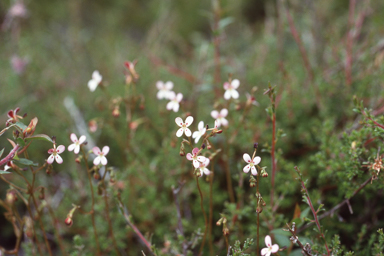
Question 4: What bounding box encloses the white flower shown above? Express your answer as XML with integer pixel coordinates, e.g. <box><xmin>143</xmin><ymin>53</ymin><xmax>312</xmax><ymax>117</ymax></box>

<box><xmin>211</xmin><ymin>109</ymin><xmax>228</xmax><ymax>127</ymax></box>
<box><xmin>68</xmin><ymin>133</ymin><xmax>86</xmax><ymax>154</ymax></box>
<box><xmin>47</xmin><ymin>145</ymin><xmax>65</xmax><ymax>164</ymax></box>
<box><xmin>93</xmin><ymin>146</ymin><xmax>110</xmax><ymax>166</ymax></box>
<box><xmin>192</xmin><ymin>121</ymin><xmax>206</xmax><ymax>143</ymax></box>
<box><xmin>186</xmin><ymin>148</ymin><xmax>206</xmax><ymax>168</ymax></box>
<box><xmin>167</xmin><ymin>92</ymin><xmax>183</xmax><ymax>112</ymax></box>
<box><xmin>88</xmin><ymin>70</ymin><xmax>102</xmax><ymax>92</ymax></box>
<box><xmin>156</xmin><ymin>81</ymin><xmax>174</xmax><ymax>100</ymax></box>
<box><xmin>261</xmin><ymin>235</ymin><xmax>279</xmax><ymax>256</ymax></box>
<box><xmin>223</xmin><ymin>79</ymin><xmax>240</xmax><ymax>100</ymax></box>
<box><xmin>175</xmin><ymin>116</ymin><xmax>193</xmax><ymax>137</ymax></box>
<box><xmin>243</xmin><ymin>153</ymin><xmax>261</xmax><ymax>176</ymax></box>
<box><xmin>197</xmin><ymin>158</ymin><xmax>210</xmax><ymax>176</ymax></box>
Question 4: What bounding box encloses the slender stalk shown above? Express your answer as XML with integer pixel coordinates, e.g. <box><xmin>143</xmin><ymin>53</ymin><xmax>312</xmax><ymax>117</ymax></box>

<box><xmin>197</xmin><ymin>176</ymin><xmax>208</xmax><ymax>256</ymax></box>
<box><xmin>81</xmin><ymin>148</ymin><xmax>101</xmax><ymax>255</ymax></box>
<box><xmin>345</xmin><ymin>0</ymin><xmax>356</xmax><ymax>86</ymax></box>
<box><xmin>295</xmin><ymin>167</ymin><xmax>330</xmax><ymax>256</ymax></box>
<box><xmin>212</xmin><ymin>0</ymin><xmax>221</xmax><ymax>84</ymax></box>
<box><xmin>256</xmin><ymin>171</ymin><xmax>261</xmax><ymax>255</ymax></box>
<box><xmin>270</xmin><ymin>110</ymin><xmax>276</xmax><ymax>209</ymax></box>
<box><xmin>209</xmin><ymin>167</ymin><xmax>215</xmax><ymax>256</ymax></box>
<box><xmin>47</xmin><ymin>204</ymin><xmax>68</xmax><ymax>256</ymax></box>
<box><xmin>172</xmin><ymin>181</ymin><xmax>187</xmax><ymax>255</ymax></box>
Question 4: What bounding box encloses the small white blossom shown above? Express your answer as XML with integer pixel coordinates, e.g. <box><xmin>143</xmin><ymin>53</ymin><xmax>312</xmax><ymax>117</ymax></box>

<box><xmin>223</xmin><ymin>79</ymin><xmax>240</xmax><ymax>100</ymax></box>
<box><xmin>243</xmin><ymin>153</ymin><xmax>261</xmax><ymax>176</ymax></box>
<box><xmin>261</xmin><ymin>235</ymin><xmax>279</xmax><ymax>256</ymax></box>
<box><xmin>192</xmin><ymin>121</ymin><xmax>206</xmax><ymax>143</ymax></box>
<box><xmin>186</xmin><ymin>147</ymin><xmax>206</xmax><ymax>168</ymax></box>
<box><xmin>211</xmin><ymin>109</ymin><xmax>228</xmax><ymax>127</ymax></box>
<box><xmin>197</xmin><ymin>158</ymin><xmax>211</xmax><ymax>176</ymax></box>
<box><xmin>93</xmin><ymin>146</ymin><xmax>109</xmax><ymax>166</ymax></box>
<box><xmin>156</xmin><ymin>81</ymin><xmax>174</xmax><ymax>100</ymax></box>
<box><xmin>167</xmin><ymin>92</ymin><xmax>183</xmax><ymax>112</ymax></box>
<box><xmin>175</xmin><ymin>116</ymin><xmax>193</xmax><ymax>137</ymax></box>
<box><xmin>68</xmin><ymin>133</ymin><xmax>86</xmax><ymax>154</ymax></box>
<box><xmin>47</xmin><ymin>145</ymin><xmax>65</xmax><ymax>164</ymax></box>
<box><xmin>88</xmin><ymin>70</ymin><xmax>102</xmax><ymax>92</ymax></box>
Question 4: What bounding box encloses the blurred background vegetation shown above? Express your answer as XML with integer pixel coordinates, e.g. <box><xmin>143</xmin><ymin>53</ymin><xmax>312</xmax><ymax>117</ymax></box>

<box><xmin>1</xmin><ymin>0</ymin><xmax>384</xmax><ymax>255</ymax></box>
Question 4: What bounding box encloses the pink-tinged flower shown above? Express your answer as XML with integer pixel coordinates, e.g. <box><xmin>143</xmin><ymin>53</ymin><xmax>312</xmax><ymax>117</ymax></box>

<box><xmin>88</xmin><ymin>70</ymin><xmax>102</xmax><ymax>92</ymax></box>
<box><xmin>156</xmin><ymin>81</ymin><xmax>174</xmax><ymax>100</ymax></box>
<box><xmin>197</xmin><ymin>158</ymin><xmax>210</xmax><ymax>176</ymax></box>
<box><xmin>211</xmin><ymin>109</ymin><xmax>228</xmax><ymax>127</ymax></box>
<box><xmin>192</xmin><ymin>121</ymin><xmax>206</xmax><ymax>143</ymax></box>
<box><xmin>187</xmin><ymin>148</ymin><xmax>206</xmax><ymax>168</ymax></box>
<box><xmin>93</xmin><ymin>146</ymin><xmax>110</xmax><ymax>166</ymax></box>
<box><xmin>246</xmin><ymin>92</ymin><xmax>259</xmax><ymax>107</ymax></box>
<box><xmin>175</xmin><ymin>116</ymin><xmax>193</xmax><ymax>137</ymax></box>
<box><xmin>261</xmin><ymin>235</ymin><xmax>279</xmax><ymax>256</ymax></box>
<box><xmin>243</xmin><ymin>153</ymin><xmax>261</xmax><ymax>176</ymax></box>
<box><xmin>68</xmin><ymin>133</ymin><xmax>86</xmax><ymax>154</ymax></box>
<box><xmin>47</xmin><ymin>145</ymin><xmax>65</xmax><ymax>164</ymax></box>
<box><xmin>167</xmin><ymin>92</ymin><xmax>183</xmax><ymax>112</ymax></box>
<box><xmin>6</xmin><ymin>107</ymin><xmax>23</xmax><ymax>126</ymax></box>
<box><xmin>223</xmin><ymin>79</ymin><xmax>240</xmax><ymax>100</ymax></box>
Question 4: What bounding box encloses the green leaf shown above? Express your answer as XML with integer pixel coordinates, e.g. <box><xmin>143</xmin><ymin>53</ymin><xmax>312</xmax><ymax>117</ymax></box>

<box><xmin>14</xmin><ymin>121</ymin><xmax>28</xmax><ymax>131</ymax></box>
<box><xmin>0</xmin><ymin>170</ymin><xmax>11</xmax><ymax>174</ymax></box>
<box><xmin>0</xmin><ymin>148</ymin><xmax>4</xmax><ymax>158</ymax></box>
<box><xmin>25</xmin><ymin>134</ymin><xmax>53</xmax><ymax>143</ymax></box>
<box><xmin>16</xmin><ymin>137</ymin><xmax>25</xmax><ymax>147</ymax></box>
<box><xmin>14</xmin><ymin>158</ymin><xmax>38</xmax><ymax>167</ymax></box>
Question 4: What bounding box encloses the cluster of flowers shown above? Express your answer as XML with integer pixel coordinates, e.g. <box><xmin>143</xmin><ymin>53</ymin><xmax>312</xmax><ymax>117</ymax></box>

<box><xmin>46</xmin><ymin>133</ymin><xmax>109</xmax><ymax>166</ymax></box>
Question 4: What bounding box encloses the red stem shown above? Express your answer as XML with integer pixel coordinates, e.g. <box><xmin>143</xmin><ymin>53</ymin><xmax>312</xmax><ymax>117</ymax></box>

<box><xmin>270</xmin><ymin>113</ymin><xmax>276</xmax><ymax>208</ymax></box>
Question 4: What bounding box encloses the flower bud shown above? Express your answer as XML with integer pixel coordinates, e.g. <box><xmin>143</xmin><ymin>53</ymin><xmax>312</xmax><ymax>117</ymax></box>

<box><xmin>250</xmin><ymin>182</ymin><xmax>256</xmax><ymax>187</ymax></box>
<box><xmin>254</xmin><ymin>142</ymin><xmax>258</xmax><ymax>148</ymax></box>
<box><xmin>75</xmin><ymin>157</ymin><xmax>81</xmax><ymax>163</ymax></box>
<box><xmin>207</xmin><ymin>144</ymin><xmax>212</xmax><ymax>150</ymax></box>
<box><xmin>65</xmin><ymin>217</ymin><xmax>73</xmax><ymax>227</ymax></box>
<box><xmin>112</xmin><ymin>107</ymin><xmax>120</xmax><ymax>118</ymax></box>
<box><xmin>93</xmin><ymin>173</ymin><xmax>100</xmax><ymax>180</ymax></box>
<box><xmin>223</xmin><ymin>227</ymin><xmax>229</xmax><ymax>235</ymax></box>
<box><xmin>202</xmin><ymin>143</ymin><xmax>206</xmax><ymax>149</ymax></box>
<box><xmin>256</xmin><ymin>206</ymin><xmax>263</xmax><ymax>213</ymax></box>
<box><xmin>6</xmin><ymin>191</ymin><xmax>17</xmax><ymax>204</ymax></box>
<box><xmin>179</xmin><ymin>151</ymin><xmax>185</xmax><ymax>156</ymax></box>
<box><xmin>39</xmin><ymin>188</ymin><xmax>45</xmax><ymax>200</ymax></box>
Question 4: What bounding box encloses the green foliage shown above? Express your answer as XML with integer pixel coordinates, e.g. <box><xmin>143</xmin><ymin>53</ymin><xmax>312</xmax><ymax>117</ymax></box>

<box><xmin>231</xmin><ymin>238</ymin><xmax>254</xmax><ymax>256</ymax></box>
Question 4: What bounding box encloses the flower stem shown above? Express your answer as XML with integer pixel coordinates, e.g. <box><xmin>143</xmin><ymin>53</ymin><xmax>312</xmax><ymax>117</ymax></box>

<box><xmin>197</xmin><ymin>176</ymin><xmax>208</xmax><ymax>256</ymax></box>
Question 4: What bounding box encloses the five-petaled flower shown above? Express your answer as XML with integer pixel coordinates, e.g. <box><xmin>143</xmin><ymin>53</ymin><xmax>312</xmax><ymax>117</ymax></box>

<box><xmin>47</xmin><ymin>144</ymin><xmax>65</xmax><ymax>164</ymax></box>
<box><xmin>197</xmin><ymin>158</ymin><xmax>210</xmax><ymax>177</ymax></box>
<box><xmin>6</xmin><ymin>107</ymin><xmax>23</xmax><ymax>126</ymax></box>
<box><xmin>211</xmin><ymin>109</ymin><xmax>228</xmax><ymax>127</ymax></box>
<box><xmin>192</xmin><ymin>121</ymin><xmax>206</xmax><ymax>143</ymax></box>
<box><xmin>223</xmin><ymin>79</ymin><xmax>240</xmax><ymax>100</ymax></box>
<box><xmin>243</xmin><ymin>153</ymin><xmax>261</xmax><ymax>176</ymax></box>
<box><xmin>156</xmin><ymin>81</ymin><xmax>174</xmax><ymax>100</ymax></box>
<box><xmin>175</xmin><ymin>116</ymin><xmax>193</xmax><ymax>137</ymax></box>
<box><xmin>167</xmin><ymin>92</ymin><xmax>183</xmax><ymax>112</ymax></box>
<box><xmin>93</xmin><ymin>146</ymin><xmax>110</xmax><ymax>166</ymax></box>
<box><xmin>187</xmin><ymin>148</ymin><xmax>207</xmax><ymax>168</ymax></box>
<box><xmin>261</xmin><ymin>235</ymin><xmax>279</xmax><ymax>256</ymax></box>
<box><xmin>68</xmin><ymin>133</ymin><xmax>86</xmax><ymax>154</ymax></box>
<box><xmin>88</xmin><ymin>70</ymin><xmax>102</xmax><ymax>92</ymax></box>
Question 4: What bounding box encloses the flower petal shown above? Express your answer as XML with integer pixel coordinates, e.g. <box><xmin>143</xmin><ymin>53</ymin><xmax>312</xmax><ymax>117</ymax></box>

<box><xmin>192</xmin><ymin>148</ymin><xmax>199</xmax><ymax>154</ymax></box>
<box><xmin>202</xmin><ymin>167</ymin><xmax>210</xmax><ymax>175</ymax></box>
<box><xmin>68</xmin><ymin>144</ymin><xmax>76</xmax><ymax>152</ymax></box>
<box><xmin>56</xmin><ymin>145</ymin><xmax>65</xmax><ymax>154</ymax></box>
<box><xmin>221</xmin><ymin>118</ymin><xmax>228</xmax><ymax>127</ymax></box>
<box><xmin>253</xmin><ymin>156</ymin><xmax>261</xmax><ymax>165</ymax></box>
<box><xmin>47</xmin><ymin>154</ymin><xmax>54</xmax><ymax>164</ymax></box>
<box><xmin>102</xmin><ymin>146</ymin><xmax>110</xmax><ymax>155</ymax></box>
<box><xmin>48</xmin><ymin>148</ymin><xmax>54</xmax><ymax>154</ymax></box>
<box><xmin>185</xmin><ymin>116</ymin><xmax>194</xmax><ymax>127</ymax></box>
<box><xmin>243</xmin><ymin>164</ymin><xmax>250</xmax><ymax>173</ymax></box>
<box><xmin>70</xmin><ymin>133</ymin><xmax>78</xmax><ymax>143</ymax></box>
<box><xmin>176</xmin><ymin>93</ymin><xmax>183</xmax><ymax>102</ymax></box>
<box><xmin>243</xmin><ymin>153</ymin><xmax>251</xmax><ymax>163</ymax></box>
<box><xmin>231</xmin><ymin>79</ymin><xmax>240</xmax><ymax>89</ymax></box>
<box><xmin>88</xmin><ymin>80</ymin><xmax>98</xmax><ymax>92</ymax></box>
<box><xmin>186</xmin><ymin>153</ymin><xmax>193</xmax><ymax>161</ymax></box>
<box><xmin>265</xmin><ymin>235</ymin><xmax>272</xmax><ymax>247</ymax></box>
<box><xmin>198</xmin><ymin>121</ymin><xmax>204</xmax><ymax>130</ymax></box>
<box><xmin>74</xmin><ymin>145</ymin><xmax>80</xmax><ymax>154</ymax></box>
<box><xmin>224</xmin><ymin>90</ymin><xmax>231</xmax><ymax>100</ymax></box>
<box><xmin>251</xmin><ymin>166</ymin><xmax>257</xmax><ymax>176</ymax></box>
<box><xmin>172</xmin><ymin>102</ymin><xmax>179</xmax><ymax>112</ymax></box>
<box><xmin>165</xmin><ymin>81</ymin><xmax>173</xmax><ymax>90</ymax></box>
<box><xmin>220</xmin><ymin>108</ymin><xmax>228</xmax><ymax>117</ymax></box>
<box><xmin>156</xmin><ymin>81</ymin><xmax>164</xmax><ymax>90</ymax></box>
<box><xmin>271</xmin><ymin>244</ymin><xmax>279</xmax><ymax>253</ymax></box>
<box><xmin>78</xmin><ymin>135</ymin><xmax>86</xmax><ymax>144</ymax></box>
<box><xmin>184</xmin><ymin>128</ymin><xmax>192</xmax><ymax>137</ymax></box>
<box><xmin>55</xmin><ymin>154</ymin><xmax>63</xmax><ymax>164</ymax></box>
<box><xmin>192</xmin><ymin>131</ymin><xmax>199</xmax><ymax>138</ymax></box>
<box><xmin>93</xmin><ymin>156</ymin><xmax>101</xmax><ymax>165</ymax></box>
<box><xmin>100</xmin><ymin>156</ymin><xmax>108</xmax><ymax>165</ymax></box>
<box><xmin>197</xmin><ymin>156</ymin><xmax>206</xmax><ymax>163</ymax></box>
<box><xmin>176</xmin><ymin>128</ymin><xmax>184</xmax><ymax>137</ymax></box>
<box><xmin>194</xmin><ymin>135</ymin><xmax>201</xmax><ymax>144</ymax></box>
<box><xmin>260</xmin><ymin>248</ymin><xmax>269</xmax><ymax>256</ymax></box>
<box><xmin>166</xmin><ymin>101</ymin><xmax>174</xmax><ymax>111</ymax></box>
<box><xmin>193</xmin><ymin>160</ymin><xmax>200</xmax><ymax>168</ymax></box>
<box><xmin>93</xmin><ymin>147</ymin><xmax>101</xmax><ymax>155</ymax></box>
<box><xmin>231</xmin><ymin>89</ymin><xmax>239</xmax><ymax>99</ymax></box>
<box><xmin>175</xmin><ymin>117</ymin><xmax>184</xmax><ymax>127</ymax></box>
<box><xmin>223</xmin><ymin>82</ymin><xmax>230</xmax><ymax>90</ymax></box>
<box><xmin>211</xmin><ymin>110</ymin><xmax>219</xmax><ymax>119</ymax></box>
